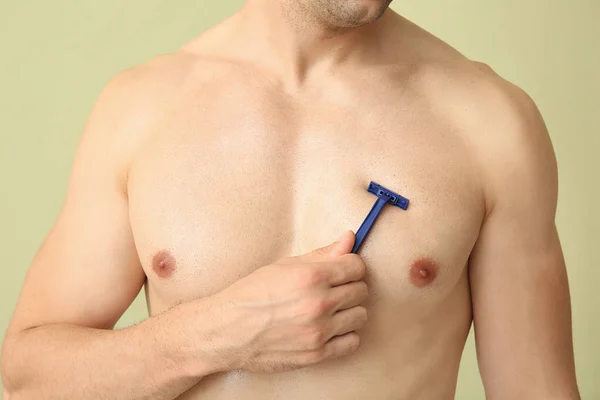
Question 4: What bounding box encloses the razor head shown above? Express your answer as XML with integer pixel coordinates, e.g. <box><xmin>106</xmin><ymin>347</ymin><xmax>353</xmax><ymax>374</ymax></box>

<box><xmin>368</xmin><ymin>181</ymin><xmax>410</xmax><ymax>210</ymax></box>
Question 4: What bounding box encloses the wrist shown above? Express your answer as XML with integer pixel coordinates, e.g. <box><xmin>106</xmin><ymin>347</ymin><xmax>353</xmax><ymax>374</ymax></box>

<box><xmin>160</xmin><ymin>295</ymin><xmax>242</xmax><ymax>377</ymax></box>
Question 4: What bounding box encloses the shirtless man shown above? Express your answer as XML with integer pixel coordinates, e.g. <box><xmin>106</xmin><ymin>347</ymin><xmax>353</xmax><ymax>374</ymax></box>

<box><xmin>1</xmin><ymin>0</ymin><xmax>580</xmax><ymax>399</ymax></box>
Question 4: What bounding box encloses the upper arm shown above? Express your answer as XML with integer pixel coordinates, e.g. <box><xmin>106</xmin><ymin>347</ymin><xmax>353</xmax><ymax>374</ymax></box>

<box><xmin>469</xmin><ymin>83</ymin><xmax>579</xmax><ymax>398</ymax></box>
<box><xmin>6</xmin><ymin>71</ymin><xmax>150</xmax><ymax>335</ymax></box>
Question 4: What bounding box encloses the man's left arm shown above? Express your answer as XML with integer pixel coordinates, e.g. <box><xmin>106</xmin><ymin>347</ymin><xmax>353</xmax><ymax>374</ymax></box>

<box><xmin>468</xmin><ymin>84</ymin><xmax>580</xmax><ymax>399</ymax></box>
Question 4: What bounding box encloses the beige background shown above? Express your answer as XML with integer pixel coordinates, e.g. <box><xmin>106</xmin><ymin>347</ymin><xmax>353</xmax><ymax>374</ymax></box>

<box><xmin>1</xmin><ymin>1</ymin><xmax>598</xmax><ymax>398</ymax></box>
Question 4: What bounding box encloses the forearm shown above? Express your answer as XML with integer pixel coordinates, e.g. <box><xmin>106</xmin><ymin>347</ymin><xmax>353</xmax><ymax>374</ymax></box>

<box><xmin>1</xmin><ymin>298</ymin><xmax>225</xmax><ymax>400</ymax></box>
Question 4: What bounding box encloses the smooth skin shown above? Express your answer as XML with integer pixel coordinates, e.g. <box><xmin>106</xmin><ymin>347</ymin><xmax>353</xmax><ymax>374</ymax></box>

<box><xmin>1</xmin><ymin>0</ymin><xmax>579</xmax><ymax>399</ymax></box>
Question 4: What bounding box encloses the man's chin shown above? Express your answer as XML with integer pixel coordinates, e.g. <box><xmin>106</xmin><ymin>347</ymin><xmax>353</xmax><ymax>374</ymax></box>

<box><xmin>335</xmin><ymin>0</ymin><xmax>392</xmax><ymax>28</ymax></box>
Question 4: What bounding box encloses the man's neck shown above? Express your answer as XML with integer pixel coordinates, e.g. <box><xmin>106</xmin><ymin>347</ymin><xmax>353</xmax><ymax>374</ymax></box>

<box><xmin>238</xmin><ymin>0</ymin><xmax>395</xmax><ymax>85</ymax></box>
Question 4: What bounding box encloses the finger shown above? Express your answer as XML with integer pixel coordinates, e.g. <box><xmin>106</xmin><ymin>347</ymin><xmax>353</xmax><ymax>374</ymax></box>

<box><xmin>311</xmin><ymin>230</ymin><xmax>356</xmax><ymax>258</ymax></box>
<box><xmin>305</xmin><ymin>332</ymin><xmax>361</xmax><ymax>365</ymax></box>
<box><xmin>325</xmin><ymin>254</ymin><xmax>367</xmax><ymax>286</ymax></box>
<box><xmin>329</xmin><ymin>306</ymin><xmax>368</xmax><ymax>338</ymax></box>
<box><xmin>328</xmin><ymin>281</ymin><xmax>369</xmax><ymax>312</ymax></box>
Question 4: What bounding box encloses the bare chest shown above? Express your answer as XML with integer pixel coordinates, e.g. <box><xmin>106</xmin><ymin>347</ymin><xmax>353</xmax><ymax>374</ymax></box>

<box><xmin>127</xmin><ymin>84</ymin><xmax>484</xmax><ymax>314</ymax></box>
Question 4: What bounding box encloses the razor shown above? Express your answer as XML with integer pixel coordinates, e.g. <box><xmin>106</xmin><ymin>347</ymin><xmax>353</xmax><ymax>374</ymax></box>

<box><xmin>351</xmin><ymin>181</ymin><xmax>410</xmax><ymax>254</ymax></box>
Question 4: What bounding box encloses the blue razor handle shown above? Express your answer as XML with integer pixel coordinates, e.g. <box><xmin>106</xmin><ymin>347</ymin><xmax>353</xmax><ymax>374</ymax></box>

<box><xmin>351</xmin><ymin>182</ymin><xmax>410</xmax><ymax>254</ymax></box>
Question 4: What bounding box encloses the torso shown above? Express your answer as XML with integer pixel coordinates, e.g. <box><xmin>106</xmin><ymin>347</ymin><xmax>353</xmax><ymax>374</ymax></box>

<box><xmin>126</xmin><ymin>12</ymin><xmax>488</xmax><ymax>400</ymax></box>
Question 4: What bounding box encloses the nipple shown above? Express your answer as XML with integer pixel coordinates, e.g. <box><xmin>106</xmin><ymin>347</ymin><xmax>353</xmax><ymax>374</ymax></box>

<box><xmin>409</xmin><ymin>258</ymin><xmax>438</xmax><ymax>288</ymax></box>
<box><xmin>152</xmin><ymin>250</ymin><xmax>177</xmax><ymax>279</ymax></box>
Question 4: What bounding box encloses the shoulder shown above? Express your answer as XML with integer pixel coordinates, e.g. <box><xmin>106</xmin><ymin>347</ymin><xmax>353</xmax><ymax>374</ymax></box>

<box><xmin>395</xmin><ymin>17</ymin><xmax>545</xmax><ymax>146</ymax></box>
<box><xmin>77</xmin><ymin>51</ymin><xmax>202</xmax><ymax>191</ymax></box>
<box><xmin>96</xmin><ymin>44</ymin><xmax>253</xmax><ymax>128</ymax></box>
<box><xmin>396</xmin><ymin>16</ymin><xmax>543</xmax><ymax>134</ymax></box>
<box><xmin>425</xmin><ymin>57</ymin><xmax>547</xmax><ymax>153</ymax></box>
<box><xmin>438</xmin><ymin>61</ymin><xmax>556</xmax><ymax>213</ymax></box>
<box><xmin>94</xmin><ymin>51</ymin><xmax>199</xmax><ymax>123</ymax></box>
<box><xmin>462</xmin><ymin>66</ymin><xmax>556</xmax><ymax>214</ymax></box>
<box><xmin>402</xmin><ymin>29</ymin><xmax>556</xmax><ymax>213</ymax></box>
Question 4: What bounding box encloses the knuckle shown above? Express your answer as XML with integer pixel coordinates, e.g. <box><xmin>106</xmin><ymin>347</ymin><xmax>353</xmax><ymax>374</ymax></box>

<box><xmin>299</xmin><ymin>296</ymin><xmax>332</xmax><ymax>319</ymax></box>
<box><xmin>312</xmin><ymin>297</ymin><xmax>334</xmax><ymax>317</ymax></box>
<box><xmin>297</xmin><ymin>266</ymin><xmax>325</xmax><ymax>288</ymax></box>
<box><xmin>305</xmin><ymin>324</ymin><xmax>329</xmax><ymax>347</ymax></box>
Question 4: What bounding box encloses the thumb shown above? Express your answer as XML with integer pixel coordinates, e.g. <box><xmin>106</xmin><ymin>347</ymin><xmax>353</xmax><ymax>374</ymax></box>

<box><xmin>314</xmin><ymin>230</ymin><xmax>356</xmax><ymax>257</ymax></box>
